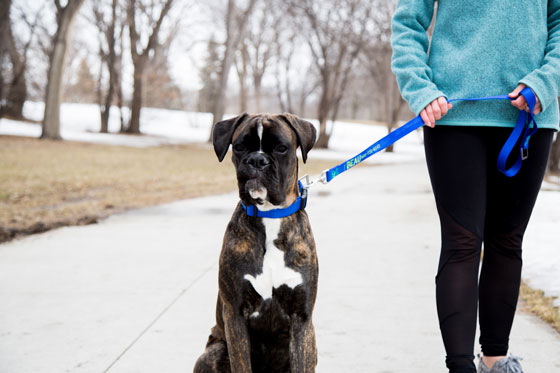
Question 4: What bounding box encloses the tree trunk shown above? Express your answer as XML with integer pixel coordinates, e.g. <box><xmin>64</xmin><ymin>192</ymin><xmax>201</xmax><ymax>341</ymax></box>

<box><xmin>235</xmin><ymin>54</ymin><xmax>248</xmax><ymax>113</ymax></box>
<box><xmin>315</xmin><ymin>95</ymin><xmax>331</xmax><ymax>148</ymax></box>
<box><xmin>116</xmin><ymin>23</ymin><xmax>125</xmax><ymax>133</ymax></box>
<box><xmin>99</xmin><ymin>0</ymin><xmax>118</xmax><ymax>134</ymax></box>
<box><xmin>0</xmin><ymin>68</ymin><xmax>3</xmax><ymax>118</ymax></box>
<box><xmin>3</xmin><ymin>2</ymin><xmax>26</xmax><ymax>119</ymax></box>
<box><xmin>254</xmin><ymin>80</ymin><xmax>262</xmax><ymax>113</ymax></box>
<box><xmin>42</xmin><ymin>0</ymin><xmax>85</xmax><ymax>140</ymax></box>
<box><xmin>238</xmin><ymin>78</ymin><xmax>247</xmax><ymax>113</ymax></box>
<box><xmin>315</xmin><ymin>74</ymin><xmax>332</xmax><ymax>149</ymax></box>
<box><xmin>298</xmin><ymin>95</ymin><xmax>306</xmax><ymax>118</ymax></box>
<box><xmin>127</xmin><ymin>59</ymin><xmax>145</xmax><ymax>134</ymax></box>
<box><xmin>315</xmin><ymin>118</ymin><xmax>330</xmax><ymax>148</ymax></box>
<box><xmin>254</xmin><ymin>74</ymin><xmax>263</xmax><ymax>113</ymax></box>
<box><xmin>385</xmin><ymin>77</ymin><xmax>395</xmax><ymax>153</ymax></box>
<box><xmin>0</xmin><ymin>0</ymin><xmax>11</xmax><ymax>113</ymax></box>
<box><xmin>211</xmin><ymin>36</ymin><xmax>235</xmax><ymax>130</ymax></box>
<box><xmin>101</xmin><ymin>54</ymin><xmax>116</xmax><ymax>133</ymax></box>
<box><xmin>100</xmin><ymin>88</ymin><xmax>112</xmax><ymax>133</ymax></box>
<box><xmin>549</xmin><ymin>133</ymin><xmax>560</xmax><ymax>172</ymax></box>
<box><xmin>209</xmin><ymin>0</ymin><xmax>257</xmax><ymax>139</ymax></box>
<box><xmin>385</xmin><ymin>106</ymin><xmax>398</xmax><ymax>153</ymax></box>
<box><xmin>116</xmin><ymin>68</ymin><xmax>125</xmax><ymax>133</ymax></box>
<box><xmin>4</xmin><ymin>71</ymin><xmax>26</xmax><ymax>119</ymax></box>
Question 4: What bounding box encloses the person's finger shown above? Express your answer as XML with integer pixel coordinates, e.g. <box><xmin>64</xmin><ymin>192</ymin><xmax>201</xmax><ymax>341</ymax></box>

<box><xmin>534</xmin><ymin>102</ymin><xmax>542</xmax><ymax>114</ymax></box>
<box><xmin>420</xmin><ymin>109</ymin><xmax>432</xmax><ymax>127</ymax></box>
<box><xmin>532</xmin><ymin>94</ymin><xmax>541</xmax><ymax>114</ymax></box>
<box><xmin>426</xmin><ymin>104</ymin><xmax>436</xmax><ymax>125</ymax></box>
<box><xmin>511</xmin><ymin>96</ymin><xmax>527</xmax><ymax>111</ymax></box>
<box><xmin>438</xmin><ymin>97</ymin><xmax>449</xmax><ymax>116</ymax></box>
<box><xmin>432</xmin><ymin>100</ymin><xmax>442</xmax><ymax>120</ymax></box>
<box><xmin>508</xmin><ymin>83</ymin><xmax>526</xmax><ymax>99</ymax></box>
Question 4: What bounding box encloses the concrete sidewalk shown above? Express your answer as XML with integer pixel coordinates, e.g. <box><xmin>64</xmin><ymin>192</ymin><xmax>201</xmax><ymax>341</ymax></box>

<box><xmin>0</xmin><ymin>160</ymin><xmax>559</xmax><ymax>373</ymax></box>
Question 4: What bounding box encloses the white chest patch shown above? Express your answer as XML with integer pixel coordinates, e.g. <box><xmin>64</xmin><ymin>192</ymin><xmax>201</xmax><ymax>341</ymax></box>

<box><xmin>244</xmin><ymin>218</ymin><xmax>303</xmax><ymax>300</ymax></box>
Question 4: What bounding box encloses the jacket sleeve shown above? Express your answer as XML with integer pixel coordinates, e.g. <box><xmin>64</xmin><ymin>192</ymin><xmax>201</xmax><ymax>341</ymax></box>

<box><xmin>520</xmin><ymin>0</ymin><xmax>560</xmax><ymax>113</ymax></box>
<box><xmin>390</xmin><ymin>0</ymin><xmax>443</xmax><ymax>115</ymax></box>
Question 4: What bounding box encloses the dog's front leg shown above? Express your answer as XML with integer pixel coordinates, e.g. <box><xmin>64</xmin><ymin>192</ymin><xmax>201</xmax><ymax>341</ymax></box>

<box><xmin>289</xmin><ymin>315</ymin><xmax>317</xmax><ymax>372</ymax></box>
<box><xmin>223</xmin><ymin>303</ymin><xmax>252</xmax><ymax>373</ymax></box>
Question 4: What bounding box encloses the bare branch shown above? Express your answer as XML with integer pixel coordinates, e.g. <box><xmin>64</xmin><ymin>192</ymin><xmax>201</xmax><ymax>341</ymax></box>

<box><xmin>143</xmin><ymin>0</ymin><xmax>174</xmax><ymax>57</ymax></box>
<box><xmin>54</xmin><ymin>0</ymin><xmax>62</xmax><ymax>14</ymax></box>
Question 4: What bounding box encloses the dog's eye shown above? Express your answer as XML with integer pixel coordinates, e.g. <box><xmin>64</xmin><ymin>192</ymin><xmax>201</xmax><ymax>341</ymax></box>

<box><xmin>234</xmin><ymin>144</ymin><xmax>246</xmax><ymax>152</ymax></box>
<box><xmin>275</xmin><ymin>145</ymin><xmax>288</xmax><ymax>153</ymax></box>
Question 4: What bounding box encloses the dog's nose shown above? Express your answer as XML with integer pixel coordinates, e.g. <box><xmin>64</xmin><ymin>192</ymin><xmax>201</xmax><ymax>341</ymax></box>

<box><xmin>246</xmin><ymin>153</ymin><xmax>270</xmax><ymax>169</ymax></box>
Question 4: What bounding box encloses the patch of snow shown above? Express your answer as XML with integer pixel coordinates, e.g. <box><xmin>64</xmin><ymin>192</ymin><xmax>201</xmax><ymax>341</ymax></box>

<box><xmin>522</xmin><ymin>190</ymin><xmax>560</xmax><ymax>308</ymax></box>
<box><xmin>1</xmin><ymin>102</ymin><xmax>215</xmax><ymax>147</ymax></box>
<box><xmin>2</xmin><ymin>102</ymin><xmax>423</xmax><ymax>161</ymax></box>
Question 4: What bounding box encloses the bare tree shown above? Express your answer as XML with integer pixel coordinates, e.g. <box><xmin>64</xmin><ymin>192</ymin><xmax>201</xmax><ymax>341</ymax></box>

<box><xmin>362</xmin><ymin>43</ymin><xmax>405</xmax><ymax>152</ymax></box>
<box><xmin>287</xmin><ymin>0</ymin><xmax>374</xmax><ymax>148</ymax></box>
<box><xmin>209</xmin><ymin>0</ymin><xmax>258</xmax><ymax>133</ymax></box>
<box><xmin>143</xmin><ymin>19</ymin><xmax>183</xmax><ymax>109</ymax></box>
<box><xmin>3</xmin><ymin>14</ymin><xmax>27</xmax><ymax>119</ymax></box>
<box><xmin>243</xmin><ymin>0</ymin><xmax>278</xmax><ymax>113</ymax></box>
<box><xmin>198</xmin><ymin>36</ymin><xmax>221</xmax><ymax>113</ymax></box>
<box><xmin>272</xmin><ymin>31</ymin><xmax>319</xmax><ymax>117</ymax></box>
<box><xmin>42</xmin><ymin>0</ymin><xmax>86</xmax><ymax>140</ymax></box>
<box><xmin>273</xmin><ymin>32</ymin><xmax>296</xmax><ymax>114</ymax></box>
<box><xmin>114</xmin><ymin>20</ymin><xmax>126</xmax><ymax>132</ymax></box>
<box><xmin>0</xmin><ymin>0</ymin><xmax>11</xmax><ymax>109</ymax></box>
<box><xmin>234</xmin><ymin>41</ymin><xmax>250</xmax><ymax>112</ymax></box>
<box><xmin>91</xmin><ymin>0</ymin><xmax>123</xmax><ymax>133</ymax></box>
<box><xmin>361</xmin><ymin>1</ymin><xmax>404</xmax><ymax>152</ymax></box>
<box><xmin>126</xmin><ymin>0</ymin><xmax>174</xmax><ymax>134</ymax></box>
<box><xmin>1</xmin><ymin>2</ymin><xmax>45</xmax><ymax>119</ymax></box>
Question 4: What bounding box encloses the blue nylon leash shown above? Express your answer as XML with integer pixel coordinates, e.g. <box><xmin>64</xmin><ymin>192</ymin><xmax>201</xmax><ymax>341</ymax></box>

<box><xmin>242</xmin><ymin>88</ymin><xmax>538</xmax><ymax>219</ymax></box>
<box><xmin>320</xmin><ymin>87</ymin><xmax>538</xmax><ymax>183</ymax></box>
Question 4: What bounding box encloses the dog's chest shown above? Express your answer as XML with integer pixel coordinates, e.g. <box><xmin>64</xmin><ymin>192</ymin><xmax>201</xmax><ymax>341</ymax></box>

<box><xmin>244</xmin><ymin>218</ymin><xmax>303</xmax><ymax>300</ymax></box>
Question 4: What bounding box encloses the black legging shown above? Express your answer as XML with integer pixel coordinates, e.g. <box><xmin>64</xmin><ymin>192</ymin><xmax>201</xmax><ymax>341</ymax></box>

<box><xmin>423</xmin><ymin>125</ymin><xmax>554</xmax><ymax>373</ymax></box>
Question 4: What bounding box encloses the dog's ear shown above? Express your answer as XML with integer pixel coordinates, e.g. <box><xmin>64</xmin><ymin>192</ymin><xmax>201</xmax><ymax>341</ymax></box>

<box><xmin>279</xmin><ymin>113</ymin><xmax>317</xmax><ymax>163</ymax></box>
<box><xmin>212</xmin><ymin>113</ymin><xmax>249</xmax><ymax>162</ymax></box>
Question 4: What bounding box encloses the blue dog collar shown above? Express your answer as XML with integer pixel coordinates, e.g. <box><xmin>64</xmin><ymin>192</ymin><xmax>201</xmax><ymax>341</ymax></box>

<box><xmin>241</xmin><ymin>181</ymin><xmax>308</xmax><ymax>219</ymax></box>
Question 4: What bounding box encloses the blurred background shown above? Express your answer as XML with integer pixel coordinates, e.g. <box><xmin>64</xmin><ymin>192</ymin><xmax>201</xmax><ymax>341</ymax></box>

<box><xmin>0</xmin><ymin>0</ymin><xmax>412</xmax><ymax>146</ymax></box>
<box><xmin>0</xmin><ymin>0</ymin><xmax>559</xmax><ymax>239</ymax></box>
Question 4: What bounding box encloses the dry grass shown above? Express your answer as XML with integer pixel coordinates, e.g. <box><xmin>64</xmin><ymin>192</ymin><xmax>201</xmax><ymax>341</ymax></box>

<box><xmin>519</xmin><ymin>281</ymin><xmax>560</xmax><ymax>333</ymax></box>
<box><xmin>0</xmin><ymin>135</ymin><xmax>336</xmax><ymax>242</ymax></box>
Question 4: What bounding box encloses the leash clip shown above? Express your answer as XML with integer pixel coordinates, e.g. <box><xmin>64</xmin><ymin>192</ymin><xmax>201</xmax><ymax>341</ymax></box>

<box><xmin>318</xmin><ymin>169</ymin><xmax>328</xmax><ymax>184</ymax></box>
<box><xmin>300</xmin><ymin>185</ymin><xmax>308</xmax><ymax>210</ymax></box>
<box><xmin>299</xmin><ymin>170</ymin><xmax>329</xmax><ymax>190</ymax></box>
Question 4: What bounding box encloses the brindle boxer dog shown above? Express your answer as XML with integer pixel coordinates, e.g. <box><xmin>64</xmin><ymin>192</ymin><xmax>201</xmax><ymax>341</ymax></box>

<box><xmin>194</xmin><ymin>113</ymin><xmax>318</xmax><ymax>373</ymax></box>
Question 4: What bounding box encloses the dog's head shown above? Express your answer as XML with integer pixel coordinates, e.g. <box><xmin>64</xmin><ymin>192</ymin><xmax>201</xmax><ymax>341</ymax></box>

<box><xmin>212</xmin><ymin>113</ymin><xmax>316</xmax><ymax>208</ymax></box>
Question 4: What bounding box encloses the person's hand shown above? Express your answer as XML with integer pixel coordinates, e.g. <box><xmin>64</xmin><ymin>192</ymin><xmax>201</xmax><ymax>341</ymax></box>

<box><xmin>420</xmin><ymin>96</ymin><xmax>452</xmax><ymax>128</ymax></box>
<box><xmin>509</xmin><ymin>84</ymin><xmax>541</xmax><ymax>114</ymax></box>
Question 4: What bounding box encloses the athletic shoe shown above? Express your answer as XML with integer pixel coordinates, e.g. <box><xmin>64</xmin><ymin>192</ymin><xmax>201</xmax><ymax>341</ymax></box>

<box><xmin>477</xmin><ymin>354</ymin><xmax>524</xmax><ymax>373</ymax></box>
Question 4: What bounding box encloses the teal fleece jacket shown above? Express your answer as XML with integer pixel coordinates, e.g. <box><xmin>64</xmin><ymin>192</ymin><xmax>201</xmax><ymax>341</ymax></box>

<box><xmin>391</xmin><ymin>0</ymin><xmax>560</xmax><ymax>130</ymax></box>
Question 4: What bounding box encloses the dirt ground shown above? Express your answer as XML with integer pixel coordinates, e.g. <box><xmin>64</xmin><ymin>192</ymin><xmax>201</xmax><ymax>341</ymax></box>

<box><xmin>0</xmin><ymin>136</ymin><xmax>336</xmax><ymax>243</ymax></box>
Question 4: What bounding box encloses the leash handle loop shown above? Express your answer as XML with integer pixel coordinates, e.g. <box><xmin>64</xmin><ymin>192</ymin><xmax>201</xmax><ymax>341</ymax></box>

<box><xmin>495</xmin><ymin>87</ymin><xmax>538</xmax><ymax>177</ymax></box>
